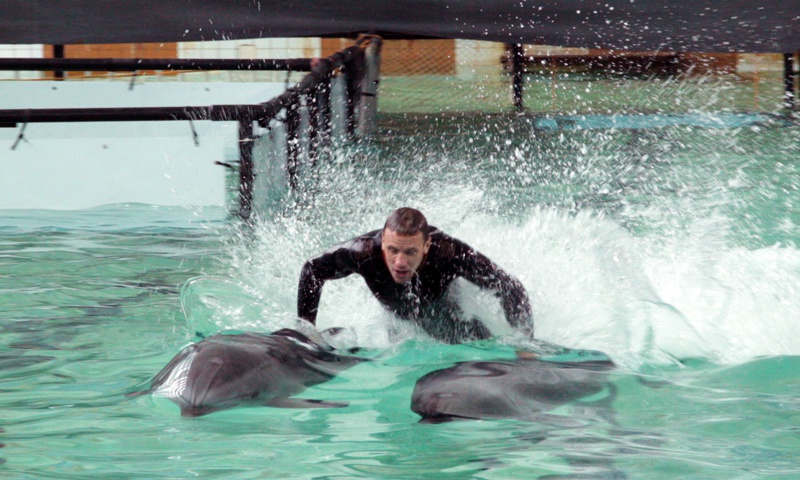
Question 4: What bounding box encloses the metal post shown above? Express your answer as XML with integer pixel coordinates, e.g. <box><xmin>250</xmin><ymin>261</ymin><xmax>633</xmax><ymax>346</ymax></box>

<box><xmin>307</xmin><ymin>91</ymin><xmax>320</xmax><ymax>167</ymax></box>
<box><xmin>318</xmin><ymin>76</ymin><xmax>332</xmax><ymax>155</ymax></box>
<box><xmin>785</xmin><ymin>52</ymin><xmax>797</xmax><ymax>110</ymax></box>
<box><xmin>343</xmin><ymin>52</ymin><xmax>364</xmax><ymax>140</ymax></box>
<box><xmin>238</xmin><ymin>118</ymin><xmax>255</xmax><ymax>221</ymax></box>
<box><xmin>358</xmin><ymin>36</ymin><xmax>382</xmax><ymax>139</ymax></box>
<box><xmin>53</xmin><ymin>45</ymin><xmax>65</xmax><ymax>80</ymax></box>
<box><xmin>286</xmin><ymin>103</ymin><xmax>301</xmax><ymax>189</ymax></box>
<box><xmin>511</xmin><ymin>43</ymin><xmax>525</xmax><ymax>111</ymax></box>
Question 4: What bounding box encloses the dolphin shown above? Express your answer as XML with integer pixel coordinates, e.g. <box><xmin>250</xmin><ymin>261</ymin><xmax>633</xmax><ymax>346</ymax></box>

<box><xmin>410</xmin><ymin>352</ymin><xmax>616</xmax><ymax>423</ymax></box>
<box><xmin>128</xmin><ymin>328</ymin><xmax>366</xmax><ymax>417</ymax></box>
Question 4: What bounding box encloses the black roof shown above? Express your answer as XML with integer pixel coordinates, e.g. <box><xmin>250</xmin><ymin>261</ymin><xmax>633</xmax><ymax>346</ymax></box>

<box><xmin>1</xmin><ymin>0</ymin><xmax>798</xmax><ymax>53</ymax></box>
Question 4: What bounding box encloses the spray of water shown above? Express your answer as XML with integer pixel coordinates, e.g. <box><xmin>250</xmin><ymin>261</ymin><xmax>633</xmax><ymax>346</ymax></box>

<box><xmin>197</xmin><ymin>115</ymin><xmax>800</xmax><ymax>370</ymax></box>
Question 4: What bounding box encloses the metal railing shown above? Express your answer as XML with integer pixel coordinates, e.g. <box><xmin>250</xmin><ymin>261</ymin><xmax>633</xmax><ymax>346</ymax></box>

<box><xmin>506</xmin><ymin>46</ymin><xmax>799</xmax><ymax>111</ymax></box>
<box><xmin>0</xmin><ymin>35</ymin><xmax>383</xmax><ymax>220</ymax></box>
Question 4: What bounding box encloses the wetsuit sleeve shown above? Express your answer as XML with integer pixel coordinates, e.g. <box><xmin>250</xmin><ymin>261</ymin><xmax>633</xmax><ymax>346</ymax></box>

<box><xmin>452</xmin><ymin>242</ymin><xmax>534</xmax><ymax>336</ymax></box>
<box><xmin>297</xmin><ymin>240</ymin><xmax>362</xmax><ymax>324</ymax></box>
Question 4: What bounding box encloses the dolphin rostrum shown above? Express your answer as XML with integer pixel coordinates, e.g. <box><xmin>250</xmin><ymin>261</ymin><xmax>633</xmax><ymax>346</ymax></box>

<box><xmin>128</xmin><ymin>328</ymin><xmax>366</xmax><ymax>417</ymax></box>
<box><xmin>410</xmin><ymin>351</ymin><xmax>616</xmax><ymax>423</ymax></box>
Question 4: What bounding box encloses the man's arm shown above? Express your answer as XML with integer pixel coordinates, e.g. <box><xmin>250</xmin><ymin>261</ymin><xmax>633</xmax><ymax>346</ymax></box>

<box><xmin>297</xmin><ymin>239</ymin><xmax>363</xmax><ymax>324</ymax></box>
<box><xmin>451</xmin><ymin>240</ymin><xmax>534</xmax><ymax>336</ymax></box>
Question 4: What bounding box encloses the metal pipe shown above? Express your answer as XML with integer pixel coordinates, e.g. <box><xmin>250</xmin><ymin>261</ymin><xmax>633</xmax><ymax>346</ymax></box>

<box><xmin>511</xmin><ymin>44</ymin><xmax>524</xmax><ymax>111</ymax></box>
<box><xmin>318</xmin><ymin>76</ymin><xmax>332</xmax><ymax>155</ymax></box>
<box><xmin>0</xmin><ymin>105</ymin><xmax>279</xmax><ymax>124</ymax></box>
<box><xmin>0</xmin><ymin>43</ymin><xmax>370</xmax><ymax>221</ymax></box>
<box><xmin>256</xmin><ymin>46</ymin><xmax>363</xmax><ymax>129</ymax></box>
<box><xmin>785</xmin><ymin>52</ymin><xmax>796</xmax><ymax>110</ymax></box>
<box><xmin>0</xmin><ymin>46</ymin><xmax>363</xmax><ymax>128</ymax></box>
<box><xmin>237</xmin><ymin>118</ymin><xmax>255</xmax><ymax>220</ymax></box>
<box><xmin>523</xmin><ymin>53</ymin><xmax>682</xmax><ymax>69</ymax></box>
<box><xmin>358</xmin><ymin>36</ymin><xmax>382</xmax><ymax>138</ymax></box>
<box><xmin>53</xmin><ymin>45</ymin><xmax>64</xmax><ymax>80</ymax></box>
<box><xmin>285</xmin><ymin>104</ymin><xmax>301</xmax><ymax>190</ymax></box>
<box><xmin>344</xmin><ymin>73</ymin><xmax>358</xmax><ymax>139</ymax></box>
<box><xmin>307</xmin><ymin>90</ymin><xmax>320</xmax><ymax>167</ymax></box>
<box><xmin>0</xmin><ymin>57</ymin><xmax>313</xmax><ymax>72</ymax></box>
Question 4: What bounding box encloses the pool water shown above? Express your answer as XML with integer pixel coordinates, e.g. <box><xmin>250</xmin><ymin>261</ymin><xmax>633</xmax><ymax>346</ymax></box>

<box><xmin>2</xmin><ymin>114</ymin><xmax>800</xmax><ymax>478</ymax></box>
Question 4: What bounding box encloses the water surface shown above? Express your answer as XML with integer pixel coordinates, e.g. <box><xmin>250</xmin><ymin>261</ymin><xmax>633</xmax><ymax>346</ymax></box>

<box><xmin>2</xmin><ymin>115</ymin><xmax>800</xmax><ymax>478</ymax></box>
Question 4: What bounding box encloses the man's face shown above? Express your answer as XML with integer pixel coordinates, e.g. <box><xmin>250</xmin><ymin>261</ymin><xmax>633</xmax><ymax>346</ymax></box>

<box><xmin>381</xmin><ymin>228</ymin><xmax>431</xmax><ymax>284</ymax></box>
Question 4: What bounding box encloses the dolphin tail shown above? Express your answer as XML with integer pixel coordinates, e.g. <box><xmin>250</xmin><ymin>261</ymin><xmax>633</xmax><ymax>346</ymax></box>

<box><xmin>266</xmin><ymin>397</ymin><xmax>349</xmax><ymax>409</ymax></box>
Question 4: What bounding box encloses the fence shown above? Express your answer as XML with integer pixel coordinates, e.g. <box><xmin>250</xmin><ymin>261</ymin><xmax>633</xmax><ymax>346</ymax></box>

<box><xmin>1</xmin><ymin>37</ymin><xmax>797</xmax><ymax>214</ymax></box>
<box><xmin>0</xmin><ymin>36</ymin><xmax>383</xmax><ymax>219</ymax></box>
<box><xmin>4</xmin><ymin>38</ymin><xmax>795</xmax><ymax>114</ymax></box>
<box><xmin>373</xmin><ymin>41</ymin><xmax>797</xmax><ymax>115</ymax></box>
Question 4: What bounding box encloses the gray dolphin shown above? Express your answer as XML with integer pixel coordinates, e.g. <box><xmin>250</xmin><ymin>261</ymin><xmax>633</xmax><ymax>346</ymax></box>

<box><xmin>128</xmin><ymin>328</ymin><xmax>366</xmax><ymax>417</ymax></box>
<box><xmin>410</xmin><ymin>352</ymin><xmax>616</xmax><ymax>423</ymax></box>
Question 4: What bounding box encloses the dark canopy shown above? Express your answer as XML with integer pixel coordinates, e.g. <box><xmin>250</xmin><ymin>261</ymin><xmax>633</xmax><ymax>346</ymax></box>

<box><xmin>1</xmin><ymin>0</ymin><xmax>798</xmax><ymax>53</ymax></box>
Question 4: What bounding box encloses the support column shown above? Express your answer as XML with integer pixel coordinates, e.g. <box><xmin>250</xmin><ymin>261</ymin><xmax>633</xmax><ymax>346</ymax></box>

<box><xmin>318</xmin><ymin>76</ymin><xmax>332</xmax><ymax>154</ymax></box>
<box><xmin>238</xmin><ymin>118</ymin><xmax>255</xmax><ymax>221</ymax></box>
<box><xmin>343</xmin><ymin>53</ymin><xmax>364</xmax><ymax>140</ymax></box>
<box><xmin>53</xmin><ymin>45</ymin><xmax>65</xmax><ymax>80</ymax></box>
<box><xmin>307</xmin><ymin>91</ymin><xmax>320</xmax><ymax>167</ymax></box>
<box><xmin>784</xmin><ymin>52</ymin><xmax>797</xmax><ymax>110</ymax></box>
<box><xmin>511</xmin><ymin>43</ymin><xmax>525</xmax><ymax>111</ymax></box>
<box><xmin>286</xmin><ymin>103</ymin><xmax>301</xmax><ymax>190</ymax></box>
<box><xmin>358</xmin><ymin>36</ymin><xmax>382</xmax><ymax>139</ymax></box>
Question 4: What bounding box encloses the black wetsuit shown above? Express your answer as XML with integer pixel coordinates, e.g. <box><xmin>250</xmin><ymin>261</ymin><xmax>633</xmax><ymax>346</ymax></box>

<box><xmin>297</xmin><ymin>227</ymin><xmax>533</xmax><ymax>343</ymax></box>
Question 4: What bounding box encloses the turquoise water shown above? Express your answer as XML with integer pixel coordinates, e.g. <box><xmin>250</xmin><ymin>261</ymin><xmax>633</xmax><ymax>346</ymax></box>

<box><xmin>3</xmin><ymin>114</ymin><xmax>800</xmax><ymax>478</ymax></box>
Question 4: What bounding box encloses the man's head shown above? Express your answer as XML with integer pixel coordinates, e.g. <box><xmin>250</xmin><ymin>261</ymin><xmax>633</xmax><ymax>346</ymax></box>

<box><xmin>381</xmin><ymin>208</ymin><xmax>431</xmax><ymax>284</ymax></box>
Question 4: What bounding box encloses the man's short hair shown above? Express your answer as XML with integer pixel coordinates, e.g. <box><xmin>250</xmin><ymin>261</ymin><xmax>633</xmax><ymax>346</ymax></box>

<box><xmin>384</xmin><ymin>207</ymin><xmax>429</xmax><ymax>239</ymax></box>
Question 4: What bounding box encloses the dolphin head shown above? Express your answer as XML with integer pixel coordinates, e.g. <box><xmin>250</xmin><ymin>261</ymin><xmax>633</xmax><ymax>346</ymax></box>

<box><xmin>130</xmin><ymin>328</ymin><xmax>366</xmax><ymax>417</ymax></box>
<box><xmin>411</xmin><ymin>356</ymin><xmax>616</xmax><ymax>423</ymax></box>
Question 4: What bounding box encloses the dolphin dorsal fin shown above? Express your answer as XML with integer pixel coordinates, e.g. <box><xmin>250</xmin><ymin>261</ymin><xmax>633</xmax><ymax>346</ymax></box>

<box><xmin>188</xmin><ymin>356</ymin><xmax>225</xmax><ymax>405</ymax></box>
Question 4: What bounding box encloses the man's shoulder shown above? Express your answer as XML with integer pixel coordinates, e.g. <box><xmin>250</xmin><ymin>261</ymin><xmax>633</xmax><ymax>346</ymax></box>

<box><xmin>428</xmin><ymin>228</ymin><xmax>469</xmax><ymax>260</ymax></box>
<box><xmin>317</xmin><ymin>230</ymin><xmax>378</xmax><ymax>257</ymax></box>
<box><xmin>348</xmin><ymin>229</ymin><xmax>382</xmax><ymax>262</ymax></box>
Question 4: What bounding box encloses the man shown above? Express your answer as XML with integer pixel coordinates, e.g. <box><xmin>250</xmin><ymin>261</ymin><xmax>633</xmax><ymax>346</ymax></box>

<box><xmin>297</xmin><ymin>207</ymin><xmax>533</xmax><ymax>343</ymax></box>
